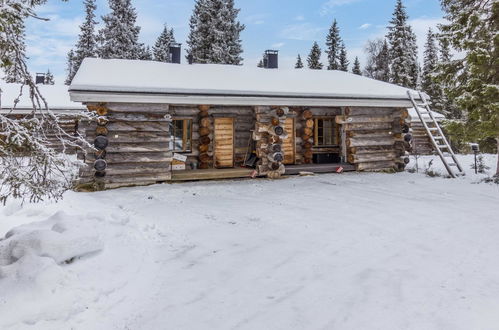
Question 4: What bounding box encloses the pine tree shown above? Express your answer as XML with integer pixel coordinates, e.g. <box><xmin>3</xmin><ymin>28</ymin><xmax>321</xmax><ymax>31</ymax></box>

<box><xmin>326</xmin><ymin>19</ymin><xmax>342</xmax><ymax>70</ymax></box>
<box><xmin>421</xmin><ymin>28</ymin><xmax>440</xmax><ymax>107</ymax></box>
<box><xmin>307</xmin><ymin>42</ymin><xmax>323</xmax><ymax>70</ymax></box>
<box><xmin>97</xmin><ymin>0</ymin><xmax>143</xmax><ymax>60</ymax></box>
<box><xmin>187</xmin><ymin>0</ymin><xmax>245</xmax><ymax>65</ymax></box>
<box><xmin>139</xmin><ymin>45</ymin><xmax>152</xmax><ymax>60</ymax></box>
<box><xmin>44</xmin><ymin>69</ymin><xmax>55</xmax><ymax>85</ymax></box>
<box><xmin>439</xmin><ymin>0</ymin><xmax>498</xmax><ymax>173</ymax></box>
<box><xmin>153</xmin><ymin>25</ymin><xmax>176</xmax><ymax>62</ymax></box>
<box><xmin>434</xmin><ymin>34</ymin><xmax>460</xmax><ymax>119</ymax></box>
<box><xmin>386</xmin><ymin>0</ymin><xmax>419</xmax><ymax>88</ymax></box>
<box><xmin>3</xmin><ymin>21</ymin><xmax>26</xmax><ymax>83</ymax></box>
<box><xmin>65</xmin><ymin>50</ymin><xmax>76</xmax><ymax>85</ymax></box>
<box><xmin>352</xmin><ymin>57</ymin><xmax>361</xmax><ymax>75</ymax></box>
<box><xmin>257</xmin><ymin>59</ymin><xmax>264</xmax><ymax>68</ymax></box>
<box><xmin>363</xmin><ymin>38</ymin><xmax>391</xmax><ymax>82</ymax></box>
<box><xmin>338</xmin><ymin>42</ymin><xmax>349</xmax><ymax>72</ymax></box>
<box><xmin>295</xmin><ymin>54</ymin><xmax>304</xmax><ymax>69</ymax></box>
<box><xmin>66</xmin><ymin>0</ymin><xmax>97</xmax><ymax>85</ymax></box>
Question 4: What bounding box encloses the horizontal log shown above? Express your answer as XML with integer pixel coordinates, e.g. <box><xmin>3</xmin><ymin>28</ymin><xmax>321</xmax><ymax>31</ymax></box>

<box><xmin>106</xmin><ymin>142</ymin><xmax>169</xmax><ymax>153</ymax></box>
<box><xmin>106</xmin><ymin>121</ymin><xmax>169</xmax><ymax>132</ymax></box>
<box><xmin>356</xmin><ymin>161</ymin><xmax>396</xmax><ymax>171</ymax></box>
<box><xmin>348</xmin><ymin>152</ymin><xmax>397</xmax><ymax>164</ymax></box>
<box><xmin>86</xmin><ymin>131</ymin><xmax>169</xmax><ymax>143</ymax></box>
<box><xmin>84</xmin><ymin>152</ymin><xmax>172</xmax><ymax>164</ymax></box>
<box><xmin>103</xmin><ymin>163</ymin><xmax>171</xmax><ymax>176</ymax></box>
<box><xmin>105</xmin><ymin>103</ymin><xmax>169</xmax><ymax>113</ymax></box>
<box><xmin>103</xmin><ymin>173</ymin><xmax>171</xmax><ymax>185</ymax></box>
<box><xmin>348</xmin><ymin>146</ymin><xmax>395</xmax><ymax>154</ymax></box>
<box><xmin>344</xmin><ymin>122</ymin><xmax>393</xmax><ymax>131</ymax></box>
<box><xmin>108</xmin><ymin>112</ymin><xmax>168</xmax><ymax>122</ymax></box>
<box><xmin>346</xmin><ymin>137</ymin><xmax>395</xmax><ymax>147</ymax></box>
<box><xmin>336</xmin><ymin>115</ymin><xmax>401</xmax><ymax>124</ymax></box>
<box><xmin>345</xmin><ymin>107</ymin><xmax>396</xmax><ymax>116</ymax></box>
<box><xmin>346</xmin><ymin>131</ymin><xmax>394</xmax><ymax>138</ymax></box>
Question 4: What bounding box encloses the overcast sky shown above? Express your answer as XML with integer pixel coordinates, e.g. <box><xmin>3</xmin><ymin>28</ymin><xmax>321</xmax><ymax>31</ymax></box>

<box><xmin>25</xmin><ymin>0</ymin><xmax>445</xmax><ymax>83</ymax></box>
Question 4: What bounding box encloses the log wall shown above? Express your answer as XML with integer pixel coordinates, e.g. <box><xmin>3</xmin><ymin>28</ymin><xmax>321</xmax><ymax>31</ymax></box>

<box><xmin>342</xmin><ymin>107</ymin><xmax>411</xmax><ymax>172</ymax></box>
<box><xmin>411</xmin><ymin>122</ymin><xmax>435</xmax><ymax>155</ymax></box>
<box><xmin>77</xmin><ymin>103</ymin><xmax>171</xmax><ymax>190</ymax></box>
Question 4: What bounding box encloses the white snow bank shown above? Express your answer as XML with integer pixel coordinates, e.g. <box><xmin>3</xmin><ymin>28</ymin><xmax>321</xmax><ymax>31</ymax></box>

<box><xmin>0</xmin><ymin>211</ymin><xmax>103</xmax><ymax>328</ymax></box>
<box><xmin>70</xmin><ymin>58</ymin><xmax>419</xmax><ymax>100</ymax></box>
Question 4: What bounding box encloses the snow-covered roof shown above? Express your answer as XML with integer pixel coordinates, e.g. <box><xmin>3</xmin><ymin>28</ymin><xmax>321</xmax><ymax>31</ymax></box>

<box><xmin>408</xmin><ymin>107</ymin><xmax>446</xmax><ymax>122</ymax></box>
<box><xmin>69</xmin><ymin>58</ymin><xmax>421</xmax><ymax>107</ymax></box>
<box><xmin>0</xmin><ymin>83</ymin><xmax>85</xmax><ymax>111</ymax></box>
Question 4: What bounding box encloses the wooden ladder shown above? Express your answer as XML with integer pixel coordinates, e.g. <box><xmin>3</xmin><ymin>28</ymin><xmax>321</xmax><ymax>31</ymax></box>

<box><xmin>407</xmin><ymin>90</ymin><xmax>465</xmax><ymax>178</ymax></box>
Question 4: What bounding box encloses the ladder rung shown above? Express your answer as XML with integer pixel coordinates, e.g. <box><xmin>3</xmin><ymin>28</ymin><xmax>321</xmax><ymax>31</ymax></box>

<box><xmin>428</xmin><ymin>128</ymin><xmax>439</xmax><ymax>131</ymax></box>
<box><xmin>434</xmin><ymin>136</ymin><xmax>444</xmax><ymax>139</ymax></box>
<box><xmin>416</xmin><ymin>103</ymin><xmax>428</xmax><ymax>107</ymax></box>
<box><xmin>448</xmin><ymin>163</ymin><xmax>457</xmax><ymax>167</ymax></box>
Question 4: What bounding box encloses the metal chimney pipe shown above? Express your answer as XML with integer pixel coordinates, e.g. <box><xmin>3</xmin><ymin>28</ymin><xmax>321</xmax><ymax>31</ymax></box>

<box><xmin>169</xmin><ymin>43</ymin><xmax>182</xmax><ymax>64</ymax></box>
<box><xmin>265</xmin><ymin>50</ymin><xmax>279</xmax><ymax>69</ymax></box>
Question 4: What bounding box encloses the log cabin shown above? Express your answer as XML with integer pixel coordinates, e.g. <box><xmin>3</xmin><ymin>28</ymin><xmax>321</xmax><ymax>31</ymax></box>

<box><xmin>69</xmin><ymin>57</ymin><xmax>425</xmax><ymax>190</ymax></box>
<box><xmin>408</xmin><ymin>107</ymin><xmax>445</xmax><ymax>155</ymax></box>
<box><xmin>0</xmin><ymin>83</ymin><xmax>84</xmax><ymax>154</ymax></box>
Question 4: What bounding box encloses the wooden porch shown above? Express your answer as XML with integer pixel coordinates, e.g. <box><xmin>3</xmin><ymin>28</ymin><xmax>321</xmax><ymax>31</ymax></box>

<box><xmin>170</xmin><ymin>163</ymin><xmax>355</xmax><ymax>182</ymax></box>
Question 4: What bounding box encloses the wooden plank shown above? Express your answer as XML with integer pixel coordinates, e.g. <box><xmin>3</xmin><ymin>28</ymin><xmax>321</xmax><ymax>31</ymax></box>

<box><xmin>171</xmin><ymin>168</ymin><xmax>254</xmax><ymax>181</ymax></box>
<box><xmin>214</xmin><ymin>117</ymin><xmax>234</xmax><ymax>168</ymax></box>
<box><xmin>282</xmin><ymin>118</ymin><xmax>295</xmax><ymax>165</ymax></box>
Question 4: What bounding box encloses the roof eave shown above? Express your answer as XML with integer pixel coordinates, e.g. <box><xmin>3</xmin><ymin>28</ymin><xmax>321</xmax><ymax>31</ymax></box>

<box><xmin>69</xmin><ymin>90</ymin><xmax>416</xmax><ymax>108</ymax></box>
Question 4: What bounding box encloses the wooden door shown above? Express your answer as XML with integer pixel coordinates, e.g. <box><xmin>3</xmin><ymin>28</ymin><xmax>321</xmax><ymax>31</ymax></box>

<box><xmin>214</xmin><ymin>117</ymin><xmax>235</xmax><ymax>168</ymax></box>
<box><xmin>282</xmin><ymin>118</ymin><xmax>296</xmax><ymax>165</ymax></box>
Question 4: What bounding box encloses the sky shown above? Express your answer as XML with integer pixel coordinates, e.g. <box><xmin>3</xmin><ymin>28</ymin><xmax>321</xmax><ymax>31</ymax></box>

<box><xmin>24</xmin><ymin>0</ymin><xmax>445</xmax><ymax>83</ymax></box>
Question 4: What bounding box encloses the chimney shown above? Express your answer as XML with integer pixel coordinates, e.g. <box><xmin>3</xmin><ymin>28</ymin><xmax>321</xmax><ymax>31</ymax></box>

<box><xmin>265</xmin><ymin>50</ymin><xmax>279</xmax><ymax>69</ymax></box>
<box><xmin>35</xmin><ymin>73</ymin><xmax>45</xmax><ymax>84</ymax></box>
<box><xmin>169</xmin><ymin>43</ymin><xmax>182</xmax><ymax>64</ymax></box>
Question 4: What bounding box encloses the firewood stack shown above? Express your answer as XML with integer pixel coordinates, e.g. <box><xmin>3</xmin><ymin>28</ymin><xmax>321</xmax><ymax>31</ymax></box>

<box><xmin>254</xmin><ymin>106</ymin><xmax>288</xmax><ymax>178</ymax></box>
<box><xmin>341</xmin><ymin>107</ymin><xmax>410</xmax><ymax>172</ymax></box>
<box><xmin>198</xmin><ymin>105</ymin><xmax>212</xmax><ymax>169</ymax></box>
<box><xmin>301</xmin><ymin>109</ymin><xmax>314</xmax><ymax>164</ymax></box>
<box><xmin>87</xmin><ymin>103</ymin><xmax>109</xmax><ymax>188</ymax></box>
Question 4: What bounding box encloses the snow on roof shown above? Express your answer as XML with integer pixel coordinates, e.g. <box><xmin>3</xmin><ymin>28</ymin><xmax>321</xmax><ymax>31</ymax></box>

<box><xmin>0</xmin><ymin>83</ymin><xmax>85</xmax><ymax>110</ymax></box>
<box><xmin>408</xmin><ymin>107</ymin><xmax>446</xmax><ymax>121</ymax></box>
<box><xmin>70</xmin><ymin>58</ymin><xmax>418</xmax><ymax>101</ymax></box>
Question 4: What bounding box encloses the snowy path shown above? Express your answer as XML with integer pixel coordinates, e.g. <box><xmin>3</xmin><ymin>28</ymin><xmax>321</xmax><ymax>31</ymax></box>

<box><xmin>1</xmin><ymin>155</ymin><xmax>498</xmax><ymax>330</ymax></box>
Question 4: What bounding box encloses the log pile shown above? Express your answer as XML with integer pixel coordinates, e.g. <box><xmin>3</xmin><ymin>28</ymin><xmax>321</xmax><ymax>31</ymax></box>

<box><xmin>301</xmin><ymin>109</ymin><xmax>314</xmax><ymax>164</ymax></box>
<box><xmin>198</xmin><ymin>105</ymin><xmax>213</xmax><ymax>169</ymax></box>
<box><xmin>77</xmin><ymin>103</ymin><xmax>171</xmax><ymax>190</ymax></box>
<box><xmin>253</xmin><ymin>106</ymin><xmax>288</xmax><ymax>178</ymax></box>
<box><xmin>342</xmin><ymin>107</ymin><xmax>411</xmax><ymax>172</ymax></box>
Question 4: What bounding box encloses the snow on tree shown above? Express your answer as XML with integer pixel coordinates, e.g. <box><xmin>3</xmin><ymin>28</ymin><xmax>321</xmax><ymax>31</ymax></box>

<box><xmin>152</xmin><ymin>25</ymin><xmax>176</xmax><ymax>62</ymax></box>
<box><xmin>44</xmin><ymin>69</ymin><xmax>55</xmax><ymax>85</ymax></box>
<box><xmin>363</xmin><ymin>38</ymin><xmax>390</xmax><ymax>82</ymax></box>
<box><xmin>352</xmin><ymin>57</ymin><xmax>361</xmax><ymax>75</ymax></box>
<box><xmin>307</xmin><ymin>42</ymin><xmax>323</xmax><ymax>70</ymax></box>
<box><xmin>439</xmin><ymin>0</ymin><xmax>499</xmax><ymax>175</ymax></box>
<box><xmin>325</xmin><ymin>19</ymin><xmax>342</xmax><ymax>70</ymax></box>
<box><xmin>97</xmin><ymin>0</ymin><xmax>143</xmax><ymax>60</ymax></box>
<box><xmin>66</xmin><ymin>0</ymin><xmax>98</xmax><ymax>85</ymax></box>
<box><xmin>64</xmin><ymin>49</ymin><xmax>76</xmax><ymax>86</ymax></box>
<box><xmin>139</xmin><ymin>45</ymin><xmax>152</xmax><ymax>60</ymax></box>
<box><xmin>187</xmin><ymin>0</ymin><xmax>245</xmax><ymax>65</ymax></box>
<box><xmin>421</xmin><ymin>28</ymin><xmax>440</xmax><ymax>108</ymax></box>
<box><xmin>434</xmin><ymin>34</ymin><xmax>461</xmax><ymax>119</ymax></box>
<box><xmin>386</xmin><ymin>0</ymin><xmax>419</xmax><ymax>88</ymax></box>
<box><xmin>295</xmin><ymin>54</ymin><xmax>304</xmax><ymax>69</ymax></box>
<box><xmin>0</xmin><ymin>0</ymin><xmax>94</xmax><ymax>204</ymax></box>
<box><xmin>257</xmin><ymin>59</ymin><xmax>264</xmax><ymax>68</ymax></box>
<box><xmin>338</xmin><ymin>42</ymin><xmax>349</xmax><ymax>72</ymax></box>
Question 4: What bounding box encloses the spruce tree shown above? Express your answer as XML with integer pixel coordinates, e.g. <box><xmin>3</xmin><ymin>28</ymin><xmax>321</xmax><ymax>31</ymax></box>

<box><xmin>44</xmin><ymin>69</ymin><xmax>55</xmax><ymax>85</ymax></box>
<box><xmin>434</xmin><ymin>34</ymin><xmax>460</xmax><ymax>119</ymax></box>
<box><xmin>187</xmin><ymin>0</ymin><xmax>245</xmax><ymax>65</ymax></box>
<box><xmin>257</xmin><ymin>59</ymin><xmax>264</xmax><ymax>68</ymax></box>
<box><xmin>352</xmin><ymin>57</ymin><xmax>361</xmax><ymax>75</ymax></box>
<box><xmin>3</xmin><ymin>22</ymin><xmax>26</xmax><ymax>83</ymax></box>
<box><xmin>295</xmin><ymin>54</ymin><xmax>304</xmax><ymax>69</ymax></box>
<box><xmin>363</xmin><ymin>38</ymin><xmax>391</xmax><ymax>82</ymax></box>
<box><xmin>378</xmin><ymin>39</ymin><xmax>391</xmax><ymax>82</ymax></box>
<box><xmin>421</xmin><ymin>28</ymin><xmax>440</xmax><ymax>107</ymax></box>
<box><xmin>97</xmin><ymin>0</ymin><xmax>143</xmax><ymax>60</ymax></box>
<box><xmin>439</xmin><ymin>0</ymin><xmax>498</xmax><ymax>173</ymax></box>
<box><xmin>140</xmin><ymin>45</ymin><xmax>152</xmax><ymax>60</ymax></box>
<box><xmin>307</xmin><ymin>42</ymin><xmax>323</xmax><ymax>70</ymax></box>
<box><xmin>66</xmin><ymin>0</ymin><xmax>97</xmax><ymax>85</ymax></box>
<box><xmin>325</xmin><ymin>19</ymin><xmax>341</xmax><ymax>70</ymax></box>
<box><xmin>338</xmin><ymin>43</ymin><xmax>349</xmax><ymax>72</ymax></box>
<box><xmin>65</xmin><ymin>50</ymin><xmax>76</xmax><ymax>85</ymax></box>
<box><xmin>386</xmin><ymin>0</ymin><xmax>419</xmax><ymax>88</ymax></box>
<box><xmin>153</xmin><ymin>25</ymin><xmax>176</xmax><ymax>62</ymax></box>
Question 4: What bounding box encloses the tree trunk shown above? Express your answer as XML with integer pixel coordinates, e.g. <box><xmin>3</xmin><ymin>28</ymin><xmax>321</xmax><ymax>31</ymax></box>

<box><xmin>496</xmin><ymin>138</ymin><xmax>499</xmax><ymax>176</ymax></box>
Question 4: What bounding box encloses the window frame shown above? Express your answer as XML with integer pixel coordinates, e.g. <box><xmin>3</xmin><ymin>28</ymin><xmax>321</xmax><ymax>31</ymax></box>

<box><xmin>170</xmin><ymin>118</ymin><xmax>193</xmax><ymax>153</ymax></box>
<box><xmin>314</xmin><ymin>117</ymin><xmax>340</xmax><ymax>147</ymax></box>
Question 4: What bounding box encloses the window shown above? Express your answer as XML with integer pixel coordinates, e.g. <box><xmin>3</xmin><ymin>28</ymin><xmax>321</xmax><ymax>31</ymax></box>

<box><xmin>314</xmin><ymin>118</ymin><xmax>339</xmax><ymax>146</ymax></box>
<box><xmin>170</xmin><ymin>119</ymin><xmax>192</xmax><ymax>152</ymax></box>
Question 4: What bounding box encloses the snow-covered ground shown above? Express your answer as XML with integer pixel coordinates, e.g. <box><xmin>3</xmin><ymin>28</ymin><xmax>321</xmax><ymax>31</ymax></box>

<box><xmin>1</xmin><ymin>155</ymin><xmax>498</xmax><ymax>330</ymax></box>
